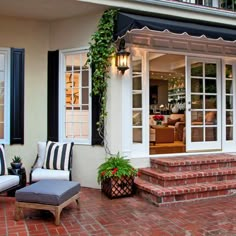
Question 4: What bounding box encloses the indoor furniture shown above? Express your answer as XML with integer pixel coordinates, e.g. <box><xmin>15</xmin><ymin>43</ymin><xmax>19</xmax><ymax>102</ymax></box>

<box><xmin>162</xmin><ymin>114</ymin><xmax>185</xmax><ymax>141</ymax></box>
<box><xmin>153</xmin><ymin>126</ymin><xmax>175</xmax><ymax>144</ymax></box>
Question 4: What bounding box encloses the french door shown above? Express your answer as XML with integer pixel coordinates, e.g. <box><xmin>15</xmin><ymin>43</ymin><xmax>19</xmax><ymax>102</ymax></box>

<box><xmin>186</xmin><ymin>57</ymin><xmax>221</xmax><ymax>152</ymax></box>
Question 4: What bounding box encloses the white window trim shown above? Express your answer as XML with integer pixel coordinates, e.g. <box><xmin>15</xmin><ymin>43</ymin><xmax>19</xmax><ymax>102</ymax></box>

<box><xmin>0</xmin><ymin>48</ymin><xmax>10</xmax><ymax>144</ymax></box>
<box><xmin>59</xmin><ymin>47</ymin><xmax>92</xmax><ymax>145</ymax></box>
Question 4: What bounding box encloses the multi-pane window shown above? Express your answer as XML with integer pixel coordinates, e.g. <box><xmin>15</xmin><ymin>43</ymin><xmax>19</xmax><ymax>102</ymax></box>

<box><xmin>132</xmin><ymin>56</ymin><xmax>143</xmax><ymax>144</ymax></box>
<box><xmin>59</xmin><ymin>49</ymin><xmax>91</xmax><ymax>144</ymax></box>
<box><xmin>0</xmin><ymin>48</ymin><xmax>10</xmax><ymax>143</ymax></box>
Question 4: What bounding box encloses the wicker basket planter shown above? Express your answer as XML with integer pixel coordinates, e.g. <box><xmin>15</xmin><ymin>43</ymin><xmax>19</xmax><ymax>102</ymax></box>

<box><xmin>101</xmin><ymin>176</ymin><xmax>135</xmax><ymax>199</ymax></box>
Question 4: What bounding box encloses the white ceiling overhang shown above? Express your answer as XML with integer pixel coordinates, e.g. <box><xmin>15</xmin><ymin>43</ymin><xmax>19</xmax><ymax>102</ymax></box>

<box><xmin>0</xmin><ymin>0</ymin><xmax>106</xmax><ymax>21</ymax></box>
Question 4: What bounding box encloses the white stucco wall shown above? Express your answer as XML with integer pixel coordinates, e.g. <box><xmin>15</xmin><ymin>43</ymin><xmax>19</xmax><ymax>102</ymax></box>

<box><xmin>50</xmin><ymin>11</ymin><xmax>107</xmax><ymax>188</ymax></box>
<box><xmin>0</xmin><ymin>12</ymin><xmax>109</xmax><ymax>189</ymax></box>
<box><xmin>0</xmin><ymin>15</ymin><xmax>49</xmax><ymax>180</ymax></box>
<box><xmin>0</xmin><ymin>10</ymin><xmax>148</xmax><ymax>189</ymax></box>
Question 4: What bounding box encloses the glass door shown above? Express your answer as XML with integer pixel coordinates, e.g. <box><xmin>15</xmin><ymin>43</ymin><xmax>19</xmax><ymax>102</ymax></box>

<box><xmin>222</xmin><ymin>62</ymin><xmax>236</xmax><ymax>151</ymax></box>
<box><xmin>186</xmin><ymin>57</ymin><xmax>221</xmax><ymax>151</ymax></box>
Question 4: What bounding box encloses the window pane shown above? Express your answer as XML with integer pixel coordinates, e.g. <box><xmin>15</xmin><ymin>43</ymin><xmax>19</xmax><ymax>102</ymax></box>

<box><xmin>73</xmin><ymin>88</ymin><xmax>79</xmax><ymax>105</ymax></box>
<box><xmin>205</xmin><ymin>111</ymin><xmax>217</xmax><ymax>125</ymax></box>
<box><xmin>133</xmin><ymin>111</ymin><xmax>142</xmax><ymax>126</ymax></box>
<box><xmin>191</xmin><ymin>111</ymin><xmax>203</xmax><ymax>125</ymax></box>
<box><xmin>226</xmin><ymin>127</ymin><xmax>233</xmax><ymax>141</ymax></box>
<box><xmin>133</xmin><ymin>76</ymin><xmax>142</xmax><ymax>90</ymax></box>
<box><xmin>226</xmin><ymin>111</ymin><xmax>233</xmax><ymax>125</ymax></box>
<box><xmin>191</xmin><ymin>62</ymin><xmax>203</xmax><ymax>77</ymax></box>
<box><xmin>226</xmin><ymin>64</ymin><xmax>233</xmax><ymax>78</ymax></box>
<box><xmin>226</xmin><ymin>80</ymin><xmax>233</xmax><ymax>94</ymax></box>
<box><xmin>133</xmin><ymin>128</ymin><xmax>142</xmax><ymax>143</ymax></box>
<box><xmin>133</xmin><ymin>94</ymin><xmax>142</xmax><ymax>108</ymax></box>
<box><xmin>0</xmin><ymin>72</ymin><xmax>4</xmax><ymax>82</ymax></box>
<box><xmin>206</xmin><ymin>127</ymin><xmax>217</xmax><ymax>141</ymax></box>
<box><xmin>73</xmin><ymin>72</ymin><xmax>79</xmax><ymax>88</ymax></box>
<box><xmin>191</xmin><ymin>95</ymin><xmax>203</xmax><ymax>109</ymax></box>
<box><xmin>0</xmin><ymin>93</ymin><xmax>4</xmax><ymax>105</ymax></box>
<box><xmin>191</xmin><ymin>78</ymin><xmax>203</xmax><ymax>93</ymax></box>
<box><xmin>0</xmin><ymin>54</ymin><xmax>4</xmax><ymax>71</ymax></box>
<box><xmin>205</xmin><ymin>63</ymin><xmax>216</xmax><ymax>77</ymax></box>
<box><xmin>226</xmin><ymin>95</ymin><xmax>233</xmax><ymax>109</ymax></box>
<box><xmin>192</xmin><ymin>127</ymin><xmax>203</xmax><ymax>142</ymax></box>
<box><xmin>82</xmin><ymin>71</ymin><xmax>89</xmax><ymax>87</ymax></box>
<box><xmin>205</xmin><ymin>79</ymin><xmax>216</xmax><ymax>93</ymax></box>
<box><xmin>62</xmin><ymin>51</ymin><xmax>90</xmax><ymax>142</ymax></box>
<box><xmin>0</xmin><ymin>106</ymin><xmax>4</xmax><ymax>122</ymax></box>
<box><xmin>0</xmin><ymin>123</ymin><xmax>3</xmax><ymax>139</ymax></box>
<box><xmin>82</xmin><ymin>88</ymin><xmax>89</xmax><ymax>104</ymax></box>
<box><xmin>205</xmin><ymin>96</ymin><xmax>216</xmax><ymax>109</ymax></box>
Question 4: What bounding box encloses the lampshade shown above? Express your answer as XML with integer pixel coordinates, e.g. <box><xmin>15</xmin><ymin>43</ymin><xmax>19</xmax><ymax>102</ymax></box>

<box><xmin>115</xmin><ymin>39</ymin><xmax>130</xmax><ymax>74</ymax></box>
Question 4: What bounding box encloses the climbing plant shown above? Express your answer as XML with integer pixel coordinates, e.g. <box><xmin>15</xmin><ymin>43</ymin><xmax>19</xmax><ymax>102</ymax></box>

<box><xmin>87</xmin><ymin>9</ymin><xmax>118</xmax><ymax>142</ymax></box>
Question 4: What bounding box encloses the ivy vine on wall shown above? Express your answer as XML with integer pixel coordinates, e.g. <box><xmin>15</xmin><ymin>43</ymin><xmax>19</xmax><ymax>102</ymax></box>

<box><xmin>87</xmin><ymin>9</ymin><xmax>118</xmax><ymax>143</ymax></box>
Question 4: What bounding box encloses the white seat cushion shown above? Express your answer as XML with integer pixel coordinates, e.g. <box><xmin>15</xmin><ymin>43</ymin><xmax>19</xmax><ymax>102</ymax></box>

<box><xmin>0</xmin><ymin>145</ymin><xmax>7</xmax><ymax>175</ymax></box>
<box><xmin>34</xmin><ymin>141</ymin><xmax>47</xmax><ymax>168</ymax></box>
<box><xmin>31</xmin><ymin>168</ymin><xmax>70</xmax><ymax>182</ymax></box>
<box><xmin>0</xmin><ymin>175</ymin><xmax>19</xmax><ymax>192</ymax></box>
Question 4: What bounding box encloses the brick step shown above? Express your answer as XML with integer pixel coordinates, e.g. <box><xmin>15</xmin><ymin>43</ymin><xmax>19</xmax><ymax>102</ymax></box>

<box><xmin>139</xmin><ymin>167</ymin><xmax>236</xmax><ymax>187</ymax></box>
<box><xmin>151</xmin><ymin>154</ymin><xmax>236</xmax><ymax>172</ymax></box>
<box><xmin>134</xmin><ymin>178</ymin><xmax>236</xmax><ymax>206</ymax></box>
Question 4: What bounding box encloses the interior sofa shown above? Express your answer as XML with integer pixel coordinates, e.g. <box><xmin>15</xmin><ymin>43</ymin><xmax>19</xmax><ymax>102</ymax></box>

<box><xmin>162</xmin><ymin>114</ymin><xmax>185</xmax><ymax>141</ymax></box>
<box><xmin>150</xmin><ymin>114</ymin><xmax>186</xmax><ymax>143</ymax></box>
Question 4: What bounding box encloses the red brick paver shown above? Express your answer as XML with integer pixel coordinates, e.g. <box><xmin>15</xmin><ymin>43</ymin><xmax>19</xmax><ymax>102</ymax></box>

<box><xmin>1</xmin><ymin>188</ymin><xmax>236</xmax><ymax>235</ymax></box>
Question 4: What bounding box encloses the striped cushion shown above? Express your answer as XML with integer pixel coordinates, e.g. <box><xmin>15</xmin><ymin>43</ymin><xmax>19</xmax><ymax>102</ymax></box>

<box><xmin>43</xmin><ymin>141</ymin><xmax>74</xmax><ymax>171</ymax></box>
<box><xmin>0</xmin><ymin>145</ymin><xmax>7</xmax><ymax>175</ymax></box>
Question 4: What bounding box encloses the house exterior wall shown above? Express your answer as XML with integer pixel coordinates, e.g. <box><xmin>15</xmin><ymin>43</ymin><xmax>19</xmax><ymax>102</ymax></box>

<box><xmin>0</xmin><ymin>13</ymin><xmax>108</xmax><ymax>189</ymax></box>
<box><xmin>49</xmin><ymin>12</ymin><xmax>107</xmax><ymax>188</ymax></box>
<box><xmin>0</xmin><ymin>15</ymin><xmax>49</xmax><ymax>180</ymax></box>
<box><xmin>1</xmin><ymin>0</ymin><xmax>236</xmax><ymax>189</ymax></box>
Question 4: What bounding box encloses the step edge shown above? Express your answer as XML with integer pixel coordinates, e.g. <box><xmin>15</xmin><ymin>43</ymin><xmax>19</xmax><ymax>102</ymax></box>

<box><xmin>139</xmin><ymin>167</ymin><xmax>236</xmax><ymax>180</ymax></box>
<box><xmin>134</xmin><ymin>178</ymin><xmax>236</xmax><ymax>197</ymax></box>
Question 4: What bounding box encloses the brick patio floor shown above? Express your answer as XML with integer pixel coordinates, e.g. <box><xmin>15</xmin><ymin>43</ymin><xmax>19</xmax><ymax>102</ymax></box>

<box><xmin>1</xmin><ymin>187</ymin><xmax>236</xmax><ymax>236</ymax></box>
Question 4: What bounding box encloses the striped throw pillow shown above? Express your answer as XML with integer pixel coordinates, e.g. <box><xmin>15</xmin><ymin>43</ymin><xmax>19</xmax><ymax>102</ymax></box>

<box><xmin>43</xmin><ymin>141</ymin><xmax>74</xmax><ymax>171</ymax></box>
<box><xmin>0</xmin><ymin>145</ymin><xmax>7</xmax><ymax>175</ymax></box>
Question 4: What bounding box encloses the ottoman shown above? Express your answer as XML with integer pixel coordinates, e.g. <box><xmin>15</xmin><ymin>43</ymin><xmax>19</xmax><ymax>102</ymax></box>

<box><xmin>15</xmin><ymin>180</ymin><xmax>80</xmax><ymax>225</ymax></box>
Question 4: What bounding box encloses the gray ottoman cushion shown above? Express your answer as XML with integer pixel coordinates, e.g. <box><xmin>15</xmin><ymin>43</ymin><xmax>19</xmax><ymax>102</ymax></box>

<box><xmin>15</xmin><ymin>180</ymin><xmax>80</xmax><ymax>205</ymax></box>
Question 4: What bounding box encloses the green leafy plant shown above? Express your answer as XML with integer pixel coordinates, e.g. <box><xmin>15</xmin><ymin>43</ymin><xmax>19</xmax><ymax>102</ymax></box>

<box><xmin>12</xmin><ymin>156</ymin><xmax>22</xmax><ymax>163</ymax></box>
<box><xmin>97</xmin><ymin>152</ymin><xmax>138</xmax><ymax>184</ymax></box>
<box><xmin>87</xmin><ymin>9</ymin><xmax>118</xmax><ymax>141</ymax></box>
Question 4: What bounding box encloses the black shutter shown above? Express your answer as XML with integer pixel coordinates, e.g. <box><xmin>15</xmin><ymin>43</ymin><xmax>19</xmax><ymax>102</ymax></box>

<box><xmin>47</xmin><ymin>50</ymin><xmax>59</xmax><ymax>142</ymax></box>
<box><xmin>91</xmin><ymin>64</ymin><xmax>103</xmax><ymax>145</ymax></box>
<box><xmin>10</xmin><ymin>48</ymin><xmax>25</xmax><ymax>144</ymax></box>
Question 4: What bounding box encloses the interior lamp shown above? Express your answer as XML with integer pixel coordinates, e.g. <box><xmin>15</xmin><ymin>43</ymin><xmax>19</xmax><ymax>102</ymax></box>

<box><xmin>115</xmin><ymin>39</ymin><xmax>130</xmax><ymax>74</ymax></box>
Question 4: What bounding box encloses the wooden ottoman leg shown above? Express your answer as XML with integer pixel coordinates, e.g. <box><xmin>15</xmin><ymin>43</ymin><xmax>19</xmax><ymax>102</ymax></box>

<box><xmin>75</xmin><ymin>195</ymin><xmax>80</xmax><ymax>207</ymax></box>
<box><xmin>15</xmin><ymin>203</ymin><xmax>23</xmax><ymax>221</ymax></box>
<box><xmin>54</xmin><ymin>206</ymin><xmax>61</xmax><ymax>226</ymax></box>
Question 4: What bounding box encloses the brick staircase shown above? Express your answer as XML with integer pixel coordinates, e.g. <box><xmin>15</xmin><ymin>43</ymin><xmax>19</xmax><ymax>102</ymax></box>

<box><xmin>134</xmin><ymin>153</ymin><xmax>236</xmax><ymax>206</ymax></box>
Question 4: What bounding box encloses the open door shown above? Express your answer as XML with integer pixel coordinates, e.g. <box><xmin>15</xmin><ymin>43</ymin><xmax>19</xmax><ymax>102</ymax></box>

<box><xmin>186</xmin><ymin>57</ymin><xmax>221</xmax><ymax>152</ymax></box>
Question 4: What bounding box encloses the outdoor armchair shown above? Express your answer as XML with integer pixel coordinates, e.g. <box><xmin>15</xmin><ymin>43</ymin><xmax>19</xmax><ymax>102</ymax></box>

<box><xmin>30</xmin><ymin>141</ymin><xmax>74</xmax><ymax>183</ymax></box>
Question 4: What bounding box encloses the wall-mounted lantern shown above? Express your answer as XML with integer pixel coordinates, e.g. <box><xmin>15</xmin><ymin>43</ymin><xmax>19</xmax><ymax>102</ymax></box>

<box><xmin>115</xmin><ymin>39</ymin><xmax>130</xmax><ymax>74</ymax></box>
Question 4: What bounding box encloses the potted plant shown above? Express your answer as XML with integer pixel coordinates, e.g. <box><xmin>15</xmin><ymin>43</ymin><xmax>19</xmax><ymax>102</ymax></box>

<box><xmin>153</xmin><ymin>114</ymin><xmax>164</xmax><ymax>125</ymax></box>
<box><xmin>97</xmin><ymin>152</ymin><xmax>138</xmax><ymax>199</ymax></box>
<box><xmin>11</xmin><ymin>156</ymin><xmax>22</xmax><ymax>169</ymax></box>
